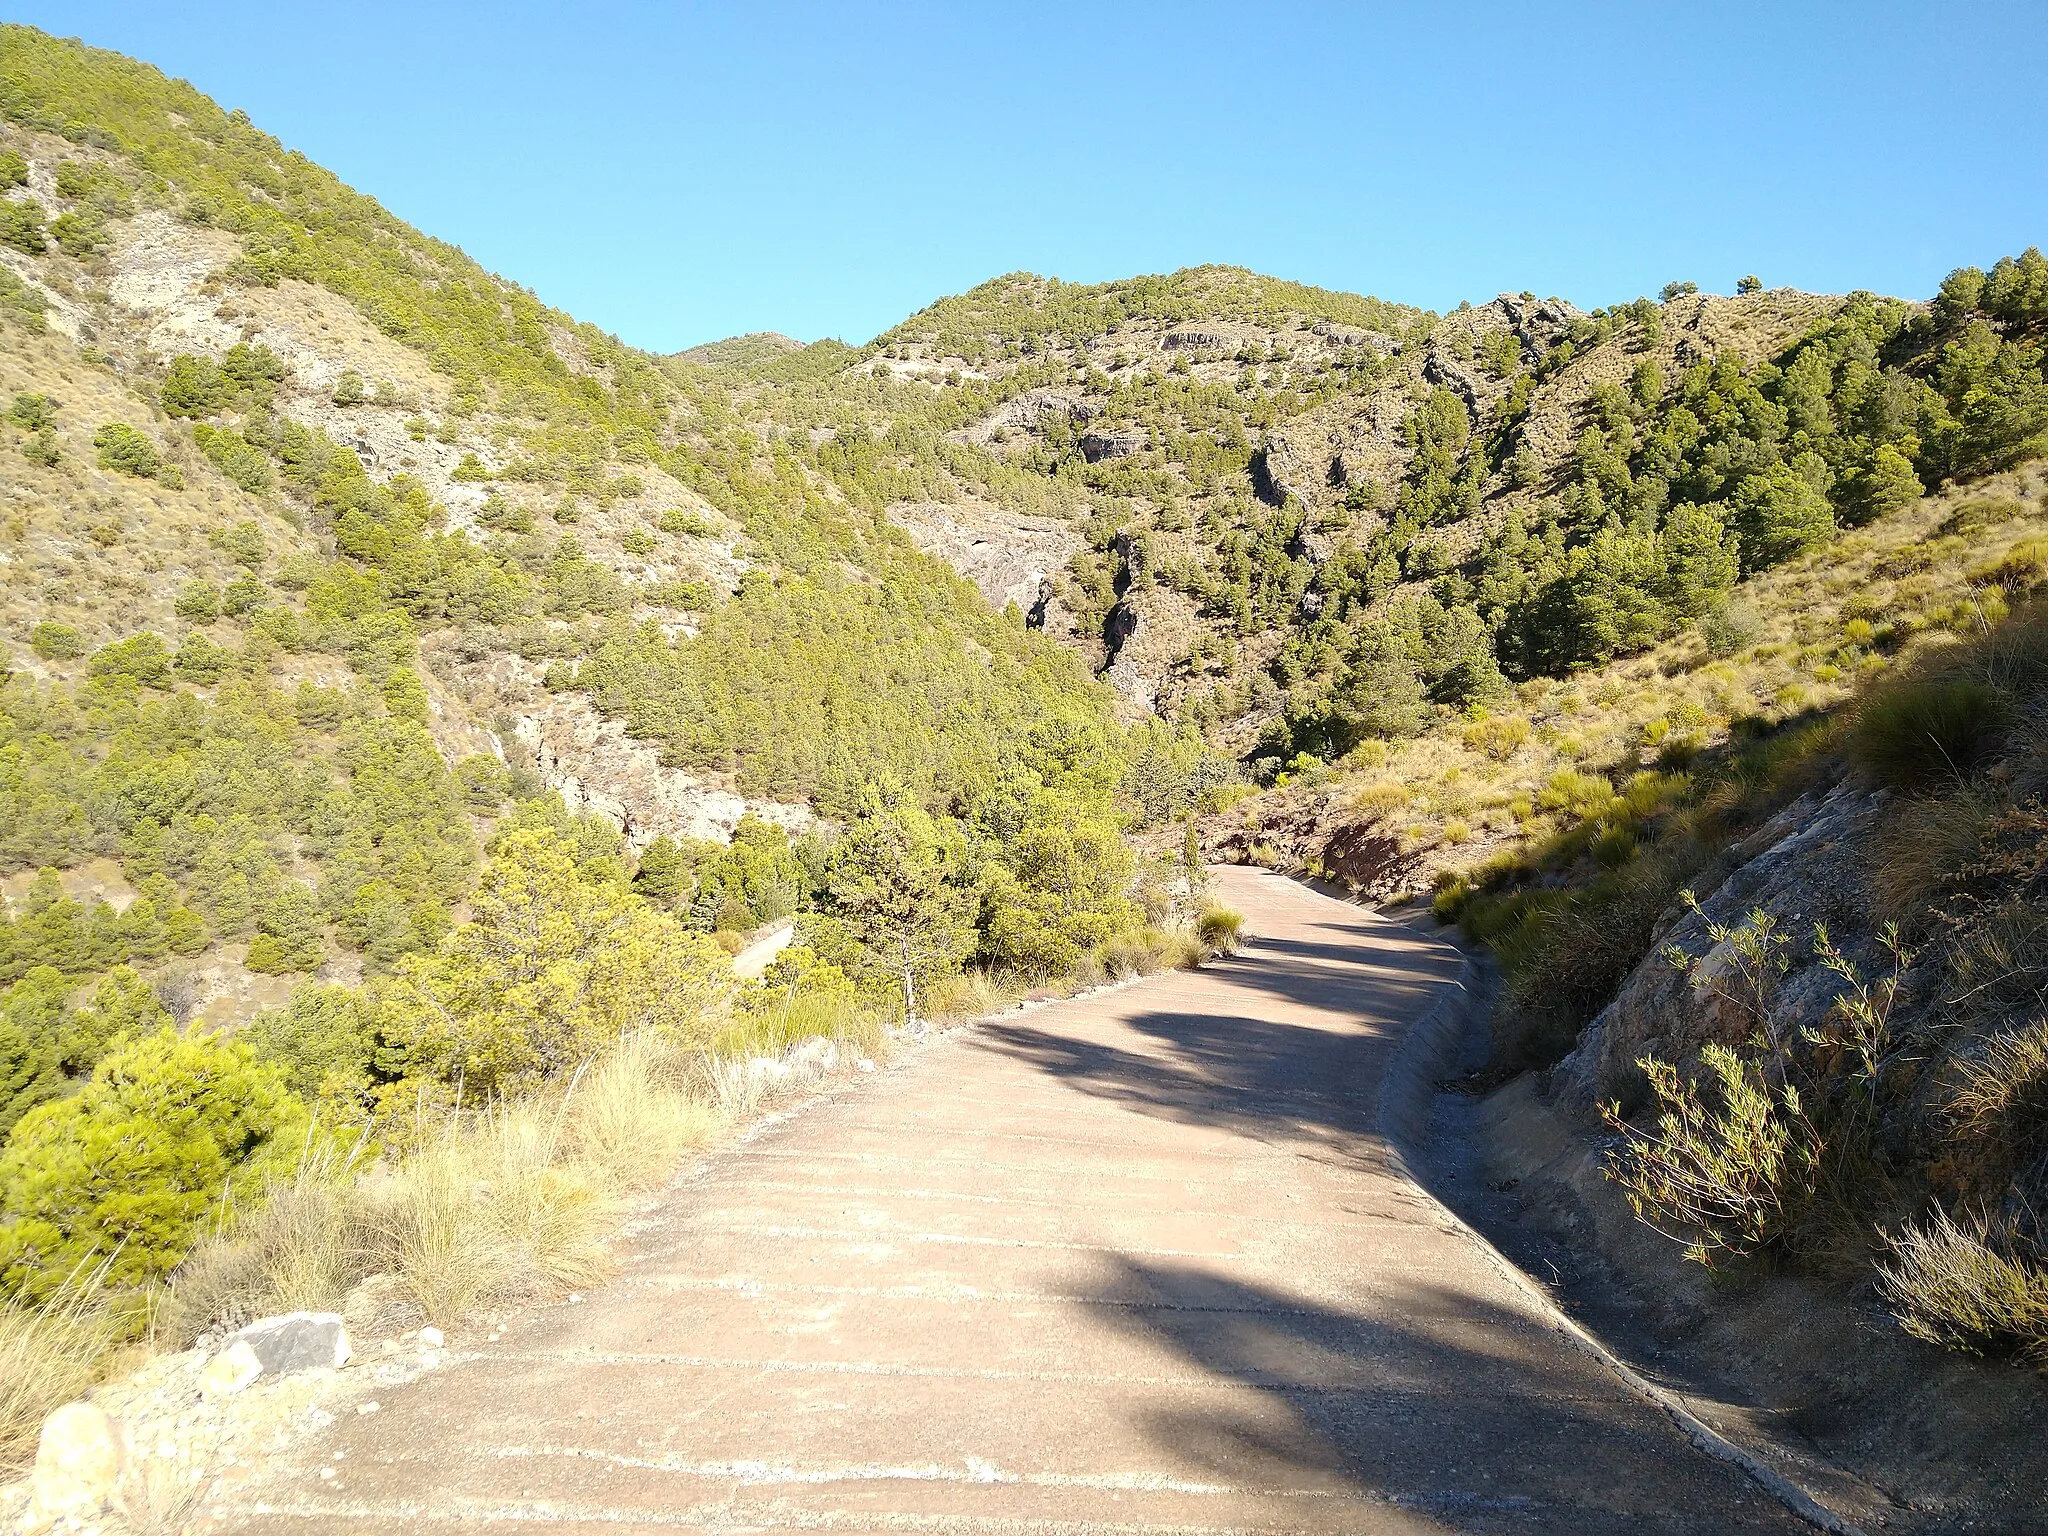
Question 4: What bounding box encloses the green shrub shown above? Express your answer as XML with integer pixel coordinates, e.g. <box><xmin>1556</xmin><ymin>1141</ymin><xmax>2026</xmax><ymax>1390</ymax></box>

<box><xmin>6</xmin><ymin>392</ymin><xmax>55</xmax><ymax>431</ymax></box>
<box><xmin>0</xmin><ymin>151</ymin><xmax>25</xmax><ymax>190</ymax></box>
<box><xmin>1604</xmin><ymin>1042</ymin><xmax>1820</xmax><ymax>1268</ymax></box>
<box><xmin>86</xmin><ymin>632</ymin><xmax>173</xmax><ymax>690</ymax></box>
<box><xmin>192</xmin><ymin>423</ymin><xmax>271</xmax><ymax>492</ymax></box>
<box><xmin>159</xmin><ymin>354</ymin><xmax>223</xmax><ymax>417</ymax></box>
<box><xmin>1697</xmin><ymin>597</ymin><xmax>1763</xmax><ymax>657</ymax></box>
<box><xmin>0</xmin><ymin>199</ymin><xmax>45</xmax><ymax>254</ymax></box>
<box><xmin>27</xmin><ymin>622</ymin><xmax>81</xmax><ymax>660</ymax></box>
<box><xmin>91</xmin><ymin>421</ymin><xmax>161</xmax><ymax>478</ymax></box>
<box><xmin>1852</xmin><ymin>680</ymin><xmax>2013</xmax><ymax>792</ymax></box>
<box><xmin>0</xmin><ymin>1030</ymin><xmax>304</xmax><ymax>1301</ymax></box>
<box><xmin>173</xmin><ymin>581</ymin><xmax>220</xmax><ymax>622</ymax></box>
<box><xmin>1195</xmin><ymin>901</ymin><xmax>1243</xmax><ymax>954</ymax></box>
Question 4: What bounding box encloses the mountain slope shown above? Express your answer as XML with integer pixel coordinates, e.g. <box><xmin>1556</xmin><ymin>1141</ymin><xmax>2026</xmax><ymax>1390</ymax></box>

<box><xmin>0</xmin><ymin>25</ymin><xmax>1124</xmax><ymax>1050</ymax></box>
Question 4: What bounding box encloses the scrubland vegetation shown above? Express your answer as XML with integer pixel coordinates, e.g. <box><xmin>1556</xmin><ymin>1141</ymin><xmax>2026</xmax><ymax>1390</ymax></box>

<box><xmin>0</xmin><ymin>18</ymin><xmax>2044</xmax><ymax>1469</ymax></box>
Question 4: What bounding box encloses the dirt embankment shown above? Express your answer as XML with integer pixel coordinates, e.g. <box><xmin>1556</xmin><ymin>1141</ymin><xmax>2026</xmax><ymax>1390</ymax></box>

<box><xmin>1423</xmin><ymin>969</ymin><xmax>2048</xmax><ymax>1535</ymax></box>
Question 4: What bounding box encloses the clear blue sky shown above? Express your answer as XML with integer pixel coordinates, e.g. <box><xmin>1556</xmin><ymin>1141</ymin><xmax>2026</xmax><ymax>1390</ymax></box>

<box><xmin>19</xmin><ymin>1</ymin><xmax>2047</xmax><ymax>351</ymax></box>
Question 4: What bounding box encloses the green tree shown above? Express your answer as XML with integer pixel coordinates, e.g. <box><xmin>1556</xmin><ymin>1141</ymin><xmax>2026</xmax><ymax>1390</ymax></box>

<box><xmin>381</xmin><ymin>826</ymin><xmax>731</xmax><ymax>1096</ymax></box>
<box><xmin>0</xmin><ymin>1029</ymin><xmax>302</xmax><ymax>1300</ymax></box>
<box><xmin>827</xmin><ymin>778</ymin><xmax>974</xmax><ymax>1018</ymax></box>
<box><xmin>92</xmin><ymin>422</ymin><xmax>162</xmax><ymax>478</ymax></box>
<box><xmin>245</xmin><ymin>883</ymin><xmax>325</xmax><ymax>974</ymax></box>
<box><xmin>0</xmin><ymin>199</ymin><xmax>46</xmax><ymax>254</ymax></box>
<box><xmin>978</xmin><ymin>795</ymin><xmax>1136</xmax><ymax>976</ymax></box>
<box><xmin>1839</xmin><ymin>443</ymin><xmax>1924</xmax><ymax>526</ymax></box>
<box><xmin>159</xmin><ymin>355</ymin><xmax>224</xmax><ymax>417</ymax></box>
<box><xmin>1728</xmin><ymin>461</ymin><xmax>1836</xmax><ymax>571</ymax></box>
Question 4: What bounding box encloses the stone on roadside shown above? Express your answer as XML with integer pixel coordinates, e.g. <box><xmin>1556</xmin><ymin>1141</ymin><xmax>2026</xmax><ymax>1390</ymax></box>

<box><xmin>233</xmin><ymin>1311</ymin><xmax>352</xmax><ymax>1376</ymax></box>
<box><xmin>417</xmin><ymin>1325</ymin><xmax>444</xmax><ymax>1349</ymax></box>
<box><xmin>199</xmin><ymin>1340</ymin><xmax>264</xmax><ymax>1400</ymax></box>
<box><xmin>29</xmin><ymin>1401</ymin><xmax>126</xmax><ymax>1525</ymax></box>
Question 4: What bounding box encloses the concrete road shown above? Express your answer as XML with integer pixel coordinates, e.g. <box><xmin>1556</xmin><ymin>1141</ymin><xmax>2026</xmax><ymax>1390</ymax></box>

<box><xmin>218</xmin><ymin>868</ymin><xmax>1804</xmax><ymax>1534</ymax></box>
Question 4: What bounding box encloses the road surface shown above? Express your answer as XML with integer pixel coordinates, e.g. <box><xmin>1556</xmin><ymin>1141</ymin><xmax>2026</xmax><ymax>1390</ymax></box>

<box><xmin>219</xmin><ymin>867</ymin><xmax>1804</xmax><ymax>1533</ymax></box>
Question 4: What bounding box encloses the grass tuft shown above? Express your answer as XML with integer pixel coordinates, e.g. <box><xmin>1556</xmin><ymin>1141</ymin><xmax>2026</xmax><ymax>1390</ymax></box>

<box><xmin>1877</xmin><ymin>1208</ymin><xmax>2048</xmax><ymax>1362</ymax></box>
<box><xmin>0</xmin><ymin>1265</ymin><xmax>114</xmax><ymax>1474</ymax></box>
<box><xmin>1852</xmin><ymin>680</ymin><xmax>2014</xmax><ymax>792</ymax></box>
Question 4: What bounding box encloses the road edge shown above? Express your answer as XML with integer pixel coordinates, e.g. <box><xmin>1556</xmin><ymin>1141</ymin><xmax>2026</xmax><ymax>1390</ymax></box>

<box><xmin>1360</xmin><ymin>901</ymin><xmax>1871</xmax><ymax>1536</ymax></box>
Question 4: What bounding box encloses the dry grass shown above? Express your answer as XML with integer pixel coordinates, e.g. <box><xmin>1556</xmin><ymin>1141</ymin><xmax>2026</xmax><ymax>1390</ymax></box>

<box><xmin>1950</xmin><ymin>1015</ymin><xmax>2048</xmax><ymax>1145</ymax></box>
<box><xmin>1878</xmin><ymin>1208</ymin><xmax>2048</xmax><ymax>1363</ymax></box>
<box><xmin>169</xmin><ymin>1031</ymin><xmax>729</xmax><ymax>1337</ymax></box>
<box><xmin>1196</xmin><ymin>903</ymin><xmax>1244</xmax><ymax>954</ymax></box>
<box><xmin>0</xmin><ymin>1266</ymin><xmax>115</xmax><ymax>1475</ymax></box>
<box><xmin>1872</xmin><ymin>791</ymin><xmax>1992</xmax><ymax>920</ymax></box>
<box><xmin>162</xmin><ymin>1138</ymin><xmax>371</xmax><ymax>1345</ymax></box>
<box><xmin>562</xmin><ymin>1032</ymin><xmax>721</xmax><ymax>1195</ymax></box>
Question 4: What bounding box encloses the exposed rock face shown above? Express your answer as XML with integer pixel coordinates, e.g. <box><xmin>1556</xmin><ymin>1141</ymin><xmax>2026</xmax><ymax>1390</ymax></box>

<box><xmin>1079</xmin><ymin>429</ymin><xmax>1147</xmax><ymax>463</ymax></box>
<box><xmin>1552</xmin><ymin>780</ymin><xmax>1889</xmax><ymax>1120</ymax></box>
<box><xmin>1209</xmin><ymin>806</ymin><xmax>1422</xmax><ymax>903</ymax></box>
<box><xmin>948</xmin><ymin>387</ymin><xmax>1096</xmax><ymax>448</ymax></box>
<box><xmin>1099</xmin><ymin>583</ymin><xmax>1200</xmax><ymax>719</ymax></box>
<box><xmin>886</xmin><ymin>499</ymin><xmax>1082</xmax><ymax>617</ymax></box>
<box><xmin>1162</xmin><ymin>328</ymin><xmax>1233</xmax><ymax>353</ymax></box>
<box><xmin>484</xmin><ymin>661</ymin><xmax>812</xmax><ymax>849</ymax></box>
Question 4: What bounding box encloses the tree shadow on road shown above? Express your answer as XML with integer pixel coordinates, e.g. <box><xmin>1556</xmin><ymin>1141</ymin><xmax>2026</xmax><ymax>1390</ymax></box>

<box><xmin>1088</xmin><ymin>1253</ymin><xmax>1802</xmax><ymax>1534</ymax></box>
<box><xmin>965</xmin><ymin>918</ymin><xmax>1455</xmax><ymax>1156</ymax></box>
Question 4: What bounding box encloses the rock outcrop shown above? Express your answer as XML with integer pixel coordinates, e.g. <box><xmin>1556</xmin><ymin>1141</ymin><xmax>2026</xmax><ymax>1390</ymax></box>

<box><xmin>887</xmin><ymin>498</ymin><xmax>1082</xmax><ymax>618</ymax></box>
<box><xmin>1552</xmin><ymin>780</ymin><xmax>1889</xmax><ymax>1119</ymax></box>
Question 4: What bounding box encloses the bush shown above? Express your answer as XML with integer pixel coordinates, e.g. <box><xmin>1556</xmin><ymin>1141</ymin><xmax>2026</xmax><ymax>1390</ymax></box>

<box><xmin>1852</xmin><ymin>680</ymin><xmax>2014</xmax><ymax>792</ymax></box>
<box><xmin>1461</xmin><ymin>713</ymin><xmax>1531</xmax><ymax>761</ymax></box>
<box><xmin>92</xmin><ymin>422</ymin><xmax>164</xmax><ymax>479</ymax></box>
<box><xmin>173</xmin><ymin>580</ymin><xmax>221</xmax><ymax>622</ymax></box>
<box><xmin>0</xmin><ymin>199</ymin><xmax>45</xmax><ymax>254</ymax></box>
<box><xmin>1878</xmin><ymin>1208</ymin><xmax>2048</xmax><ymax>1362</ymax></box>
<box><xmin>1604</xmin><ymin>1043</ymin><xmax>1820</xmax><ymax>1267</ymax></box>
<box><xmin>1195</xmin><ymin>902</ymin><xmax>1243</xmax><ymax>954</ymax></box>
<box><xmin>1697</xmin><ymin>597</ymin><xmax>1763</xmax><ymax>657</ymax></box>
<box><xmin>1949</xmin><ymin>1014</ymin><xmax>2048</xmax><ymax>1152</ymax></box>
<box><xmin>0</xmin><ymin>1030</ymin><xmax>304</xmax><ymax>1300</ymax></box>
<box><xmin>161</xmin><ymin>1140</ymin><xmax>368</xmax><ymax>1344</ymax></box>
<box><xmin>28</xmin><ymin>621</ymin><xmax>81</xmax><ymax>660</ymax></box>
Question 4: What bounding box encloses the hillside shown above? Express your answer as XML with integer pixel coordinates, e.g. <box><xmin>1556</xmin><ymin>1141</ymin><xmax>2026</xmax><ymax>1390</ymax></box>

<box><xmin>3</xmin><ymin>20</ymin><xmax>2048</xmax><ymax>1474</ymax></box>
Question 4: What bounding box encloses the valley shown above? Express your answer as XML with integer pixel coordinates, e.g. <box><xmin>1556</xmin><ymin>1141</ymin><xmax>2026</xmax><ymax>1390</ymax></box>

<box><xmin>0</xmin><ymin>19</ymin><xmax>2046</xmax><ymax>1535</ymax></box>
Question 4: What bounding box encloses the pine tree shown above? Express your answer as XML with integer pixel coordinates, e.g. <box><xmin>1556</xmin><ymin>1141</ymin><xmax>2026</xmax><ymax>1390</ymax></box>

<box><xmin>828</xmin><ymin>778</ymin><xmax>973</xmax><ymax>1019</ymax></box>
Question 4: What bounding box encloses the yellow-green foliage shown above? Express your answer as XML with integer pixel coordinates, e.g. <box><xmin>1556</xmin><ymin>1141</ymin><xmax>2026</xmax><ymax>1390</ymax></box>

<box><xmin>1878</xmin><ymin>1209</ymin><xmax>2048</xmax><ymax>1362</ymax></box>
<box><xmin>0</xmin><ymin>1029</ymin><xmax>302</xmax><ymax>1299</ymax></box>
<box><xmin>379</xmin><ymin>826</ymin><xmax>733</xmax><ymax>1099</ymax></box>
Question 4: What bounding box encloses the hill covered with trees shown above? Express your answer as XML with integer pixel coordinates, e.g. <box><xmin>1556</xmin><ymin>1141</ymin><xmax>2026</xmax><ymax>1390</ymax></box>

<box><xmin>0</xmin><ymin>18</ymin><xmax>2046</xmax><ymax>1422</ymax></box>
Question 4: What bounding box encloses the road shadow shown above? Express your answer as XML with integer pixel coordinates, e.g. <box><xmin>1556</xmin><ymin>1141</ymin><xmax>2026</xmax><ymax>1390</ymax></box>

<box><xmin>1089</xmin><ymin>1254</ymin><xmax>1801</xmax><ymax>1533</ymax></box>
<box><xmin>966</xmin><ymin>913</ymin><xmax>1453</xmax><ymax>1154</ymax></box>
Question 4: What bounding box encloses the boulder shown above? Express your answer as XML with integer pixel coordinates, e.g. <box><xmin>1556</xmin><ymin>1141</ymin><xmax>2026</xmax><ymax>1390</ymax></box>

<box><xmin>232</xmin><ymin>1311</ymin><xmax>352</xmax><ymax>1376</ymax></box>
<box><xmin>1078</xmin><ymin>430</ymin><xmax>1146</xmax><ymax>463</ymax></box>
<box><xmin>199</xmin><ymin>1339</ymin><xmax>264</xmax><ymax>1399</ymax></box>
<box><xmin>28</xmin><ymin>1402</ymin><xmax>125</xmax><ymax>1526</ymax></box>
<box><xmin>1551</xmin><ymin>780</ymin><xmax>1887</xmax><ymax>1121</ymax></box>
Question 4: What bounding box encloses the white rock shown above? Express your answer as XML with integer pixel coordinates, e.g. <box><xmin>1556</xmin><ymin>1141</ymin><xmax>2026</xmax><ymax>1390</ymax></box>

<box><xmin>199</xmin><ymin>1340</ymin><xmax>263</xmax><ymax>1400</ymax></box>
<box><xmin>417</xmin><ymin>1326</ymin><xmax>445</xmax><ymax>1349</ymax></box>
<box><xmin>356</xmin><ymin>1401</ymin><xmax>381</xmax><ymax>1416</ymax></box>
<box><xmin>28</xmin><ymin>1402</ymin><xmax>126</xmax><ymax>1524</ymax></box>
